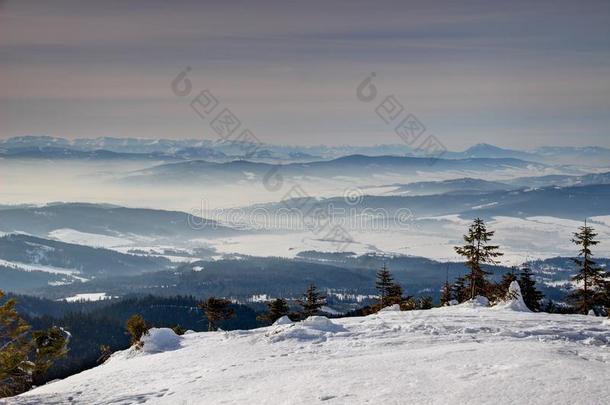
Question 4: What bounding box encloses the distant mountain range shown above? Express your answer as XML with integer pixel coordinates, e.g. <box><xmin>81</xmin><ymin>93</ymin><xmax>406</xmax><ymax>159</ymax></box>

<box><xmin>0</xmin><ymin>234</ymin><xmax>170</xmax><ymax>277</ymax></box>
<box><xmin>2</xmin><ymin>136</ymin><xmax>610</xmax><ymax>166</ymax></box>
<box><xmin>119</xmin><ymin>155</ymin><xmax>549</xmax><ymax>185</ymax></box>
<box><xmin>380</xmin><ymin>171</ymin><xmax>610</xmax><ymax>196</ymax></box>
<box><xmin>0</xmin><ymin>203</ymin><xmax>243</xmax><ymax>241</ymax></box>
<box><xmin>247</xmin><ymin>183</ymin><xmax>610</xmax><ymax>220</ymax></box>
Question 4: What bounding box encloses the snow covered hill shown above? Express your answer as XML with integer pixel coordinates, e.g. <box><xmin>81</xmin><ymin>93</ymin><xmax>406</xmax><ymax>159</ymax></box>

<box><xmin>5</xmin><ymin>303</ymin><xmax>610</xmax><ymax>405</ymax></box>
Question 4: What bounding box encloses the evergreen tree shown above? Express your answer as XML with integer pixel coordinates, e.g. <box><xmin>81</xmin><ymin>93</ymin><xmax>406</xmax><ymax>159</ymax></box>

<box><xmin>440</xmin><ymin>266</ymin><xmax>453</xmax><ymax>306</ymax></box>
<box><xmin>0</xmin><ymin>291</ymin><xmax>68</xmax><ymax>397</ymax></box>
<box><xmin>500</xmin><ymin>269</ymin><xmax>518</xmax><ymax>294</ymax></box>
<box><xmin>451</xmin><ymin>276</ymin><xmax>468</xmax><ymax>303</ymax></box>
<box><xmin>440</xmin><ymin>280</ymin><xmax>453</xmax><ymax>306</ymax></box>
<box><xmin>31</xmin><ymin>327</ymin><xmax>69</xmax><ymax>385</ymax></box>
<box><xmin>386</xmin><ymin>283</ymin><xmax>404</xmax><ymax>306</ymax></box>
<box><xmin>569</xmin><ymin>221</ymin><xmax>607</xmax><ymax>314</ymax></box>
<box><xmin>258</xmin><ymin>298</ymin><xmax>290</xmax><ymax>324</ymax></box>
<box><xmin>125</xmin><ymin>314</ymin><xmax>149</xmax><ymax>346</ymax></box>
<box><xmin>375</xmin><ymin>262</ymin><xmax>394</xmax><ymax>308</ymax></box>
<box><xmin>489</xmin><ymin>268</ymin><xmax>518</xmax><ymax>302</ymax></box>
<box><xmin>298</xmin><ymin>284</ymin><xmax>326</xmax><ymax>318</ymax></box>
<box><xmin>198</xmin><ymin>297</ymin><xmax>235</xmax><ymax>331</ymax></box>
<box><xmin>518</xmin><ymin>265</ymin><xmax>544</xmax><ymax>312</ymax></box>
<box><xmin>0</xmin><ymin>291</ymin><xmax>32</xmax><ymax>397</ymax></box>
<box><xmin>454</xmin><ymin>218</ymin><xmax>503</xmax><ymax>299</ymax></box>
<box><xmin>418</xmin><ymin>296</ymin><xmax>433</xmax><ymax>310</ymax></box>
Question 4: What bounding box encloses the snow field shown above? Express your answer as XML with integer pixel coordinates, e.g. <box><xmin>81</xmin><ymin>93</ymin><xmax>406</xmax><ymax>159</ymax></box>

<box><xmin>7</xmin><ymin>303</ymin><xmax>610</xmax><ymax>405</ymax></box>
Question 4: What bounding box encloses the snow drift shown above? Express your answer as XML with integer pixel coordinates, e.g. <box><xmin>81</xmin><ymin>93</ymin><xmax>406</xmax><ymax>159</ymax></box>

<box><xmin>140</xmin><ymin>328</ymin><xmax>181</xmax><ymax>354</ymax></box>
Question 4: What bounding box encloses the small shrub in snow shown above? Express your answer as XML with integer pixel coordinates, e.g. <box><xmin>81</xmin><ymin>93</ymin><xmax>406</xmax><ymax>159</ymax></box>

<box><xmin>125</xmin><ymin>314</ymin><xmax>149</xmax><ymax>348</ymax></box>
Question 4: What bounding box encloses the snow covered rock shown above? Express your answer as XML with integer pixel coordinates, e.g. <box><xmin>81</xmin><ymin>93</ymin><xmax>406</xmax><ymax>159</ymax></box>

<box><xmin>378</xmin><ymin>304</ymin><xmax>401</xmax><ymax>312</ymax></box>
<box><xmin>272</xmin><ymin>315</ymin><xmax>293</xmax><ymax>326</ymax></box>
<box><xmin>588</xmin><ymin>309</ymin><xmax>596</xmax><ymax>316</ymax></box>
<box><xmin>268</xmin><ymin>316</ymin><xmax>348</xmax><ymax>342</ymax></box>
<box><xmin>493</xmin><ymin>281</ymin><xmax>531</xmax><ymax>312</ymax></box>
<box><xmin>300</xmin><ymin>316</ymin><xmax>346</xmax><ymax>332</ymax></box>
<box><xmin>140</xmin><ymin>328</ymin><xmax>181</xmax><ymax>354</ymax></box>
<box><xmin>458</xmin><ymin>295</ymin><xmax>490</xmax><ymax>308</ymax></box>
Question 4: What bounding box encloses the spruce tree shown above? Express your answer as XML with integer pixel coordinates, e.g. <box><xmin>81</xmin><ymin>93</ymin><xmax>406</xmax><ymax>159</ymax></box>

<box><xmin>569</xmin><ymin>221</ymin><xmax>606</xmax><ymax>314</ymax></box>
<box><xmin>199</xmin><ymin>297</ymin><xmax>235</xmax><ymax>331</ymax></box>
<box><xmin>418</xmin><ymin>296</ymin><xmax>433</xmax><ymax>310</ymax></box>
<box><xmin>491</xmin><ymin>268</ymin><xmax>518</xmax><ymax>302</ymax></box>
<box><xmin>454</xmin><ymin>218</ymin><xmax>503</xmax><ymax>299</ymax></box>
<box><xmin>518</xmin><ymin>265</ymin><xmax>544</xmax><ymax>312</ymax></box>
<box><xmin>0</xmin><ymin>291</ymin><xmax>32</xmax><ymax>397</ymax></box>
<box><xmin>451</xmin><ymin>276</ymin><xmax>468</xmax><ymax>303</ymax></box>
<box><xmin>440</xmin><ymin>266</ymin><xmax>452</xmax><ymax>306</ymax></box>
<box><xmin>375</xmin><ymin>262</ymin><xmax>394</xmax><ymax>308</ymax></box>
<box><xmin>31</xmin><ymin>327</ymin><xmax>69</xmax><ymax>385</ymax></box>
<box><xmin>386</xmin><ymin>283</ymin><xmax>404</xmax><ymax>306</ymax></box>
<box><xmin>258</xmin><ymin>298</ymin><xmax>290</xmax><ymax>324</ymax></box>
<box><xmin>1</xmin><ymin>291</ymin><xmax>68</xmax><ymax>397</ymax></box>
<box><xmin>440</xmin><ymin>280</ymin><xmax>453</xmax><ymax>306</ymax></box>
<box><xmin>298</xmin><ymin>284</ymin><xmax>326</xmax><ymax>318</ymax></box>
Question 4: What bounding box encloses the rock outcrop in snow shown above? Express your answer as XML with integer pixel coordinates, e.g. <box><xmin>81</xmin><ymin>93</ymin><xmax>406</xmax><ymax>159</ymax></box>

<box><xmin>379</xmin><ymin>304</ymin><xmax>401</xmax><ymax>312</ymax></box>
<box><xmin>458</xmin><ymin>295</ymin><xmax>490</xmax><ymax>308</ymax></box>
<box><xmin>272</xmin><ymin>315</ymin><xmax>293</xmax><ymax>326</ymax></box>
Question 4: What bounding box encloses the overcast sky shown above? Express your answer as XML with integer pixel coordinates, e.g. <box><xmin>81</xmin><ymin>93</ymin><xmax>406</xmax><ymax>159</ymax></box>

<box><xmin>1</xmin><ymin>0</ymin><xmax>609</xmax><ymax>149</ymax></box>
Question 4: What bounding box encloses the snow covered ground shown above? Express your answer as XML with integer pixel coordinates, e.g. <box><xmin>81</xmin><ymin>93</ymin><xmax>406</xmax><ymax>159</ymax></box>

<box><xmin>203</xmin><ymin>214</ymin><xmax>610</xmax><ymax>263</ymax></box>
<box><xmin>6</xmin><ymin>302</ymin><xmax>609</xmax><ymax>405</ymax></box>
<box><xmin>61</xmin><ymin>293</ymin><xmax>117</xmax><ymax>302</ymax></box>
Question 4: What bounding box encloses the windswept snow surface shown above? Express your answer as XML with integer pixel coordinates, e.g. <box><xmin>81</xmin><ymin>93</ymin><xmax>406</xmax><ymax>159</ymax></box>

<box><xmin>6</xmin><ymin>306</ymin><xmax>610</xmax><ymax>405</ymax></box>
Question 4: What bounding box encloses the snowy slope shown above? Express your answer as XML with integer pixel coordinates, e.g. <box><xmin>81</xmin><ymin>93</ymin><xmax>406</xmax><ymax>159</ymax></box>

<box><xmin>5</xmin><ymin>305</ymin><xmax>610</xmax><ymax>405</ymax></box>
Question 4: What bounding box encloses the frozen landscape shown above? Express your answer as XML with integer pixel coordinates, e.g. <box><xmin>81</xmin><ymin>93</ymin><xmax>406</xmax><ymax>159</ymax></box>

<box><xmin>6</xmin><ymin>290</ymin><xmax>610</xmax><ymax>405</ymax></box>
<box><xmin>3</xmin><ymin>1</ymin><xmax>610</xmax><ymax>403</ymax></box>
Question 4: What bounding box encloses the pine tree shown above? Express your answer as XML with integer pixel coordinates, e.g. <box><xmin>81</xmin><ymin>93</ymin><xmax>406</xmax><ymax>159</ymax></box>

<box><xmin>500</xmin><ymin>269</ymin><xmax>518</xmax><ymax>294</ymax></box>
<box><xmin>31</xmin><ymin>327</ymin><xmax>69</xmax><ymax>385</ymax></box>
<box><xmin>298</xmin><ymin>284</ymin><xmax>326</xmax><ymax>318</ymax></box>
<box><xmin>569</xmin><ymin>221</ymin><xmax>606</xmax><ymax>314</ymax></box>
<box><xmin>518</xmin><ymin>265</ymin><xmax>544</xmax><ymax>312</ymax></box>
<box><xmin>0</xmin><ymin>291</ymin><xmax>33</xmax><ymax>397</ymax></box>
<box><xmin>375</xmin><ymin>262</ymin><xmax>394</xmax><ymax>308</ymax></box>
<box><xmin>199</xmin><ymin>297</ymin><xmax>235</xmax><ymax>331</ymax></box>
<box><xmin>451</xmin><ymin>276</ymin><xmax>468</xmax><ymax>303</ymax></box>
<box><xmin>418</xmin><ymin>296</ymin><xmax>433</xmax><ymax>310</ymax></box>
<box><xmin>440</xmin><ymin>280</ymin><xmax>453</xmax><ymax>306</ymax></box>
<box><xmin>1</xmin><ymin>291</ymin><xmax>68</xmax><ymax>397</ymax></box>
<box><xmin>440</xmin><ymin>267</ymin><xmax>452</xmax><ymax>306</ymax></box>
<box><xmin>258</xmin><ymin>298</ymin><xmax>290</xmax><ymax>324</ymax></box>
<box><xmin>454</xmin><ymin>218</ymin><xmax>503</xmax><ymax>299</ymax></box>
<box><xmin>491</xmin><ymin>268</ymin><xmax>518</xmax><ymax>302</ymax></box>
<box><xmin>386</xmin><ymin>283</ymin><xmax>404</xmax><ymax>306</ymax></box>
